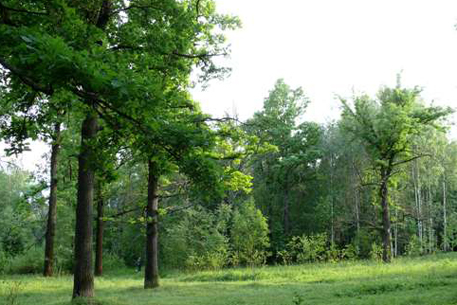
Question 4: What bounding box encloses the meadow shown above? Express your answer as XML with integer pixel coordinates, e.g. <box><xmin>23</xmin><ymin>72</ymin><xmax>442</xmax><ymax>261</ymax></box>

<box><xmin>2</xmin><ymin>253</ymin><xmax>457</xmax><ymax>305</ymax></box>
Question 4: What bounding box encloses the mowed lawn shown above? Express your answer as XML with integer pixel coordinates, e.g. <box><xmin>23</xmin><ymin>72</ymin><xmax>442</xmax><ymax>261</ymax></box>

<box><xmin>2</xmin><ymin>253</ymin><xmax>457</xmax><ymax>305</ymax></box>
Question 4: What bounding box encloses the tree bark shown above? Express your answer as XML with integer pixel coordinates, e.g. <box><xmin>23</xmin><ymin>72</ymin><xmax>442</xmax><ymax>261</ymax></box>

<box><xmin>443</xmin><ymin>178</ymin><xmax>448</xmax><ymax>251</ymax></box>
<box><xmin>72</xmin><ymin>112</ymin><xmax>97</xmax><ymax>299</ymax></box>
<box><xmin>95</xmin><ymin>180</ymin><xmax>104</xmax><ymax>277</ymax></box>
<box><xmin>380</xmin><ymin>169</ymin><xmax>392</xmax><ymax>263</ymax></box>
<box><xmin>283</xmin><ymin>174</ymin><xmax>290</xmax><ymax>236</ymax></box>
<box><xmin>394</xmin><ymin>207</ymin><xmax>398</xmax><ymax>257</ymax></box>
<box><xmin>43</xmin><ymin>123</ymin><xmax>61</xmax><ymax>277</ymax></box>
<box><xmin>144</xmin><ymin>159</ymin><xmax>159</xmax><ymax>289</ymax></box>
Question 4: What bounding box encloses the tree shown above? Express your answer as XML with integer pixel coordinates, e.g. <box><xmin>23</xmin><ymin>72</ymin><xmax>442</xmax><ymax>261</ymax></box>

<box><xmin>340</xmin><ymin>84</ymin><xmax>452</xmax><ymax>262</ymax></box>
<box><xmin>1</xmin><ymin>0</ymin><xmax>239</xmax><ymax>299</ymax></box>
<box><xmin>247</xmin><ymin>79</ymin><xmax>321</xmax><ymax>248</ymax></box>
<box><xmin>0</xmin><ymin>84</ymin><xmax>72</xmax><ymax>277</ymax></box>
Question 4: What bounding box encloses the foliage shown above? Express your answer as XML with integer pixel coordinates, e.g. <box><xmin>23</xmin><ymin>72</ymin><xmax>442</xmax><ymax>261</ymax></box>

<box><xmin>405</xmin><ymin>235</ymin><xmax>423</xmax><ymax>257</ymax></box>
<box><xmin>369</xmin><ymin>243</ymin><xmax>383</xmax><ymax>262</ymax></box>
<box><xmin>230</xmin><ymin>199</ymin><xmax>270</xmax><ymax>267</ymax></box>
<box><xmin>6</xmin><ymin>247</ymin><xmax>43</xmax><ymax>275</ymax></box>
<box><xmin>247</xmin><ymin>79</ymin><xmax>322</xmax><ymax>251</ymax></box>
<box><xmin>161</xmin><ymin>205</ymin><xmax>230</xmax><ymax>271</ymax></box>
<box><xmin>286</xmin><ymin>234</ymin><xmax>328</xmax><ymax>263</ymax></box>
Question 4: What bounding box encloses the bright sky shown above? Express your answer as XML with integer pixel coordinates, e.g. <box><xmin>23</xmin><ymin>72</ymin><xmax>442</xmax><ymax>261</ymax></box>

<box><xmin>4</xmin><ymin>0</ymin><xmax>457</xmax><ymax>172</ymax></box>
<box><xmin>192</xmin><ymin>0</ymin><xmax>457</xmax><ymax>129</ymax></box>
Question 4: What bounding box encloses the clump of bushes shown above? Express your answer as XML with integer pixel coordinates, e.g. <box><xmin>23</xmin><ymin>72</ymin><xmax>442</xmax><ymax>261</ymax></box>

<box><xmin>161</xmin><ymin>200</ymin><xmax>271</xmax><ymax>271</ymax></box>
<box><xmin>277</xmin><ymin>233</ymin><xmax>362</xmax><ymax>265</ymax></box>
<box><xmin>6</xmin><ymin>247</ymin><xmax>43</xmax><ymax>274</ymax></box>
<box><xmin>230</xmin><ymin>200</ymin><xmax>270</xmax><ymax>267</ymax></box>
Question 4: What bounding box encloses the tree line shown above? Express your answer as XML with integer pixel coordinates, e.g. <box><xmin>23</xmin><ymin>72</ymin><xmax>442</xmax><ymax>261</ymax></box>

<box><xmin>0</xmin><ymin>0</ymin><xmax>456</xmax><ymax>303</ymax></box>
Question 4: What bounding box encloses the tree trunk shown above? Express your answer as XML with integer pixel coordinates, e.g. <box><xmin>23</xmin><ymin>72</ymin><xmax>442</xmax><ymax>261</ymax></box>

<box><xmin>43</xmin><ymin>123</ymin><xmax>61</xmax><ymax>277</ymax></box>
<box><xmin>144</xmin><ymin>159</ymin><xmax>159</xmax><ymax>289</ymax></box>
<box><xmin>380</xmin><ymin>170</ymin><xmax>392</xmax><ymax>263</ymax></box>
<box><xmin>355</xmin><ymin>187</ymin><xmax>360</xmax><ymax>236</ymax></box>
<box><xmin>417</xmin><ymin>163</ymin><xmax>423</xmax><ymax>251</ymax></box>
<box><xmin>394</xmin><ymin>207</ymin><xmax>398</xmax><ymax>257</ymax></box>
<box><xmin>95</xmin><ymin>180</ymin><xmax>104</xmax><ymax>277</ymax></box>
<box><xmin>72</xmin><ymin>112</ymin><xmax>97</xmax><ymax>299</ymax></box>
<box><xmin>331</xmin><ymin>195</ymin><xmax>335</xmax><ymax>244</ymax></box>
<box><xmin>283</xmin><ymin>174</ymin><xmax>290</xmax><ymax>236</ymax></box>
<box><xmin>443</xmin><ymin>178</ymin><xmax>448</xmax><ymax>251</ymax></box>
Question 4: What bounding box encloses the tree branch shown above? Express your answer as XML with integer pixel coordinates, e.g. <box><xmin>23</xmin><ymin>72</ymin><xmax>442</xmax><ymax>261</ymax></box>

<box><xmin>0</xmin><ymin>3</ymin><xmax>47</xmax><ymax>16</ymax></box>
<box><xmin>109</xmin><ymin>4</ymin><xmax>160</xmax><ymax>16</ymax></box>
<box><xmin>0</xmin><ymin>58</ymin><xmax>53</xmax><ymax>94</ymax></box>
<box><xmin>391</xmin><ymin>154</ymin><xmax>431</xmax><ymax>167</ymax></box>
<box><xmin>171</xmin><ymin>51</ymin><xmax>226</xmax><ymax>59</ymax></box>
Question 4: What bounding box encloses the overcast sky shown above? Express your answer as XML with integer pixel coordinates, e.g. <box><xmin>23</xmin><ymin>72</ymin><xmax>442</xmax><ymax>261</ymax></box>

<box><xmin>192</xmin><ymin>0</ymin><xmax>457</xmax><ymax>128</ymax></box>
<box><xmin>4</xmin><ymin>0</ymin><xmax>457</xmax><ymax>171</ymax></box>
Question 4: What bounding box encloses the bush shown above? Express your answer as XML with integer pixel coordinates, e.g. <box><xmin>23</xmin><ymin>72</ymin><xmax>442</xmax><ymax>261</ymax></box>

<box><xmin>341</xmin><ymin>243</ymin><xmax>359</xmax><ymax>261</ymax></box>
<box><xmin>0</xmin><ymin>249</ymin><xmax>8</xmax><ymax>274</ymax></box>
<box><xmin>7</xmin><ymin>247</ymin><xmax>43</xmax><ymax>274</ymax></box>
<box><xmin>276</xmin><ymin>249</ymin><xmax>293</xmax><ymax>265</ymax></box>
<box><xmin>230</xmin><ymin>200</ymin><xmax>270</xmax><ymax>267</ymax></box>
<box><xmin>325</xmin><ymin>243</ymin><xmax>340</xmax><ymax>263</ymax></box>
<box><xmin>186</xmin><ymin>247</ymin><xmax>228</xmax><ymax>271</ymax></box>
<box><xmin>161</xmin><ymin>205</ymin><xmax>230</xmax><ymax>271</ymax></box>
<box><xmin>287</xmin><ymin>233</ymin><xmax>327</xmax><ymax>264</ymax></box>
<box><xmin>103</xmin><ymin>253</ymin><xmax>126</xmax><ymax>271</ymax></box>
<box><xmin>352</xmin><ymin>229</ymin><xmax>380</xmax><ymax>259</ymax></box>
<box><xmin>406</xmin><ymin>235</ymin><xmax>422</xmax><ymax>257</ymax></box>
<box><xmin>54</xmin><ymin>244</ymin><xmax>74</xmax><ymax>274</ymax></box>
<box><xmin>370</xmin><ymin>243</ymin><xmax>383</xmax><ymax>261</ymax></box>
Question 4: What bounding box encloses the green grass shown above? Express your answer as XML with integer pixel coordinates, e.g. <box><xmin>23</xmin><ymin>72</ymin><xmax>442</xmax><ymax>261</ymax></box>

<box><xmin>2</xmin><ymin>253</ymin><xmax>457</xmax><ymax>305</ymax></box>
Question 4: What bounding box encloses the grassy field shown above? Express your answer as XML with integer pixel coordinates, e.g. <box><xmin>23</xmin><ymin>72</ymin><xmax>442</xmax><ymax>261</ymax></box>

<box><xmin>2</xmin><ymin>253</ymin><xmax>457</xmax><ymax>305</ymax></box>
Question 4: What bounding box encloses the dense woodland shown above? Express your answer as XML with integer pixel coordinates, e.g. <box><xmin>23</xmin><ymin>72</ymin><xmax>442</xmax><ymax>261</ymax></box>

<box><xmin>0</xmin><ymin>0</ymin><xmax>456</xmax><ymax>303</ymax></box>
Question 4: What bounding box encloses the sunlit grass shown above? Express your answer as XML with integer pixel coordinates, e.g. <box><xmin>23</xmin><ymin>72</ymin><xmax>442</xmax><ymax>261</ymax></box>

<box><xmin>2</xmin><ymin>253</ymin><xmax>457</xmax><ymax>305</ymax></box>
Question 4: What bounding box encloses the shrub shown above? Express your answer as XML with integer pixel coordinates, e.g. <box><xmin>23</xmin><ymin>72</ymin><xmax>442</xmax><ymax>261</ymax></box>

<box><xmin>54</xmin><ymin>244</ymin><xmax>74</xmax><ymax>274</ymax></box>
<box><xmin>341</xmin><ymin>243</ymin><xmax>359</xmax><ymax>261</ymax></box>
<box><xmin>230</xmin><ymin>200</ymin><xmax>270</xmax><ymax>267</ymax></box>
<box><xmin>186</xmin><ymin>247</ymin><xmax>228</xmax><ymax>271</ymax></box>
<box><xmin>276</xmin><ymin>249</ymin><xmax>293</xmax><ymax>265</ymax></box>
<box><xmin>405</xmin><ymin>235</ymin><xmax>422</xmax><ymax>257</ymax></box>
<box><xmin>162</xmin><ymin>205</ymin><xmax>230</xmax><ymax>271</ymax></box>
<box><xmin>0</xmin><ymin>249</ymin><xmax>8</xmax><ymax>274</ymax></box>
<box><xmin>325</xmin><ymin>243</ymin><xmax>340</xmax><ymax>263</ymax></box>
<box><xmin>370</xmin><ymin>243</ymin><xmax>383</xmax><ymax>261</ymax></box>
<box><xmin>103</xmin><ymin>253</ymin><xmax>126</xmax><ymax>271</ymax></box>
<box><xmin>7</xmin><ymin>247</ymin><xmax>43</xmax><ymax>274</ymax></box>
<box><xmin>287</xmin><ymin>233</ymin><xmax>327</xmax><ymax>264</ymax></box>
<box><xmin>352</xmin><ymin>229</ymin><xmax>380</xmax><ymax>259</ymax></box>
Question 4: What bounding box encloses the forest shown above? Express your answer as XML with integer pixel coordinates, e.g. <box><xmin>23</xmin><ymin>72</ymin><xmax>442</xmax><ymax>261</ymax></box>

<box><xmin>1</xmin><ymin>1</ymin><xmax>457</xmax><ymax>305</ymax></box>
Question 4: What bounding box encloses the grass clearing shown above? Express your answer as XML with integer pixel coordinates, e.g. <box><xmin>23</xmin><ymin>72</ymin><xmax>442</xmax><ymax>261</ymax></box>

<box><xmin>2</xmin><ymin>253</ymin><xmax>457</xmax><ymax>305</ymax></box>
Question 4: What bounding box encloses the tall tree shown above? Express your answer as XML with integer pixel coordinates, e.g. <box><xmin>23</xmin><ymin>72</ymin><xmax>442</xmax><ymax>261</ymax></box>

<box><xmin>340</xmin><ymin>84</ymin><xmax>452</xmax><ymax>262</ymax></box>
<box><xmin>0</xmin><ymin>0</ymin><xmax>239</xmax><ymax>299</ymax></box>
<box><xmin>43</xmin><ymin>122</ymin><xmax>61</xmax><ymax>276</ymax></box>
<box><xmin>247</xmin><ymin>79</ymin><xmax>321</xmax><ymax>246</ymax></box>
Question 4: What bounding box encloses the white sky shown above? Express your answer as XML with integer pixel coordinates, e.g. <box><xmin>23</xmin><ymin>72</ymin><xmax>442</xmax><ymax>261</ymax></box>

<box><xmin>192</xmin><ymin>0</ymin><xmax>457</xmax><ymax>129</ymax></box>
<box><xmin>5</xmin><ymin>0</ymin><xmax>457</xmax><ymax>171</ymax></box>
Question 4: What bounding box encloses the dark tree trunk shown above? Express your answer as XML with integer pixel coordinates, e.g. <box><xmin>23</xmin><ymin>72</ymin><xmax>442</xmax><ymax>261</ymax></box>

<box><xmin>43</xmin><ymin>123</ymin><xmax>61</xmax><ymax>277</ymax></box>
<box><xmin>144</xmin><ymin>159</ymin><xmax>159</xmax><ymax>289</ymax></box>
<box><xmin>380</xmin><ymin>169</ymin><xmax>392</xmax><ymax>263</ymax></box>
<box><xmin>283</xmin><ymin>174</ymin><xmax>290</xmax><ymax>236</ymax></box>
<box><xmin>72</xmin><ymin>112</ymin><xmax>98</xmax><ymax>299</ymax></box>
<box><xmin>95</xmin><ymin>180</ymin><xmax>104</xmax><ymax>276</ymax></box>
